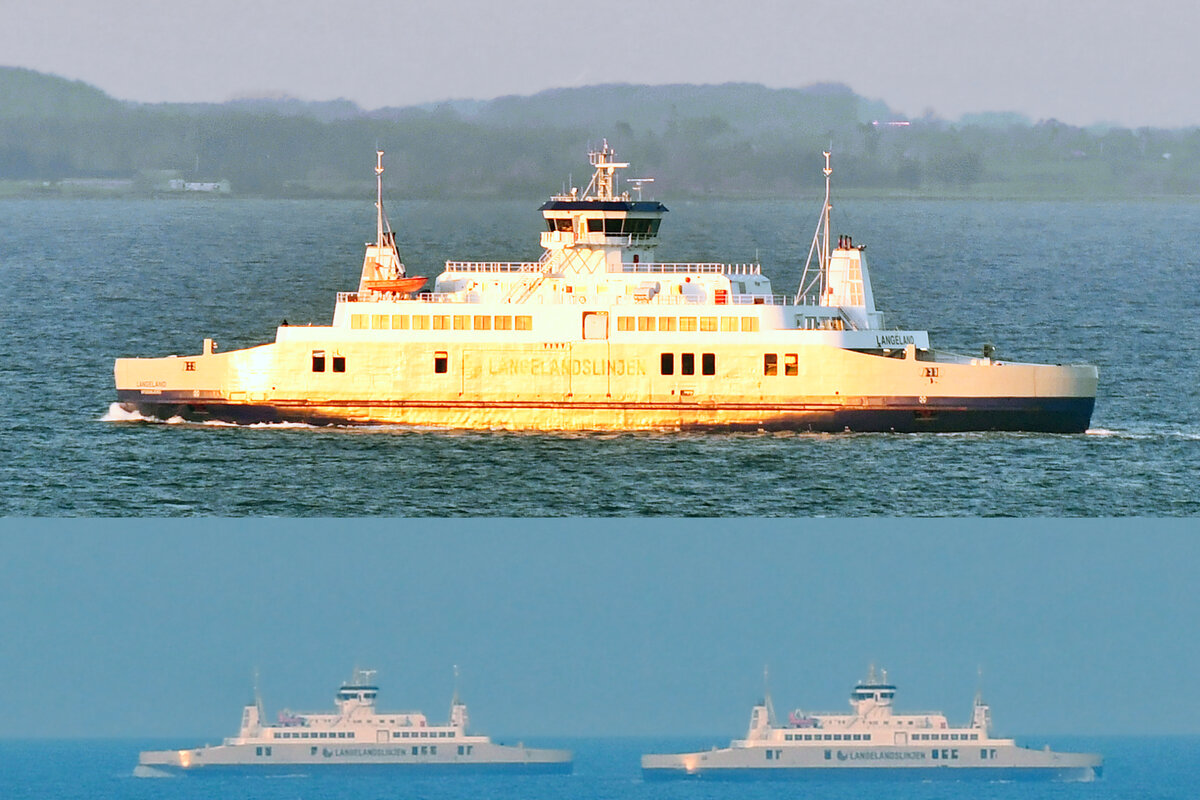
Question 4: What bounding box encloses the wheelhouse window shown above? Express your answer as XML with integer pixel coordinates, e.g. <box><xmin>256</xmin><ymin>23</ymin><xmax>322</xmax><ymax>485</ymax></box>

<box><xmin>312</xmin><ymin>351</ymin><xmax>326</xmax><ymax>372</ymax></box>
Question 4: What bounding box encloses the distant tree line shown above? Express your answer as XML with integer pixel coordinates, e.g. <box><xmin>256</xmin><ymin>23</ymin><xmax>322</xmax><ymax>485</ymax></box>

<box><xmin>2</xmin><ymin>67</ymin><xmax>1198</xmax><ymax>198</ymax></box>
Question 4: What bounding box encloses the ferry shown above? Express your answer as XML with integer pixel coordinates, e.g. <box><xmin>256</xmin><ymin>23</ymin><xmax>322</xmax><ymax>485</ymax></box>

<box><xmin>138</xmin><ymin>669</ymin><xmax>572</xmax><ymax>774</ymax></box>
<box><xmin>114</xmin><ymin>144</ymin><xmax>1098</xmax><ymax>432</ymax></box>
<box><xmin>641</xmin><ymin>667</ymin><xmax>1101</xmax><ymax>781</ymax></box>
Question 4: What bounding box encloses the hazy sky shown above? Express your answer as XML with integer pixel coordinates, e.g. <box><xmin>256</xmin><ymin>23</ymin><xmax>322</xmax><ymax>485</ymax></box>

<box><xmin>3</xmin><ymin>0</ymin><xmax>1199</xmax><ymax>127</ymax></box>
<box><xmin>2</xmin><ymin>519</ymin><xmax>1196</xmax><ymax>740</ymax></box>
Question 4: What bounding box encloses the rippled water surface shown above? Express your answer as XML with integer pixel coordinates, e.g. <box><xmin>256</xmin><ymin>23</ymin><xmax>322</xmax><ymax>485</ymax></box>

<box><xmin>2</xmin><ymin>197</ymin><xmax>1197</xmax><ymax>515</ymax></box>
<box><xmin>0</xmin><ymin>737</ymin><xmax>1192</xmax><ymax>800</ymax></box>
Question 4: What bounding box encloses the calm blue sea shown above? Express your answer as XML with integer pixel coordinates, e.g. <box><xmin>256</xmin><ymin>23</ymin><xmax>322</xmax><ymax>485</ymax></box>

<box><xmin>0</xmin><ymin>737</ymin><xmax>1191</xmax><ymax>800</ymax></box>
<box><xmin>1</xmin><ymin>197</ymin><xmax>1198</xmax><ymax>515</ymax></box>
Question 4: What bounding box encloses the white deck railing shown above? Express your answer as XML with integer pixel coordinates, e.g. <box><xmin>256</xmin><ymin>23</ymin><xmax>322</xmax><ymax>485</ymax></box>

<box><xmin>620</xmin><ymin>262</ymin><xmax>761</xmax><ymax>275</ymax></box>
<box><xmin>443</xmin><ymin>261</ymin><xmax>543</xmax><ymax>273</ymax></box>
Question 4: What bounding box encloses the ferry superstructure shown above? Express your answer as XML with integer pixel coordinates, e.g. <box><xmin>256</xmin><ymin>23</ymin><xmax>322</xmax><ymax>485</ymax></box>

<box><xmin>641</xmin><ymin>667</ymin><xmax>1101</xmax><ymax>781</ymax></box>
<box><xmin>138</xmin><ymin>669</ymin><xmax>572</xmax><ymax>774</ymax></box>
<box><xmin>114</xmin><ymin>143</ymin><xmax>1098</xmax><ymax>432</ymax></box>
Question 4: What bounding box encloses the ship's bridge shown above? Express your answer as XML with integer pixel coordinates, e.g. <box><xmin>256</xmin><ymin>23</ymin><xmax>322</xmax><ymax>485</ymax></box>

<box><xmin>539</xmin><ymin>199</ymin><xmax>667</xmax><ymax>250</ymax></box>
<box><xmin>537</xmin><ymin>140</ymin><xmax>667</xmax><ymax>267</ymax></box>
<box><xmin>849</xmin><ymin>666</ymin><xmax>897</xmax><ymax>718</ymax></box>
<box><xmin>336</xmin><ymin>669</ymin><xmax>380</xmax><ymax>711</ymax></box>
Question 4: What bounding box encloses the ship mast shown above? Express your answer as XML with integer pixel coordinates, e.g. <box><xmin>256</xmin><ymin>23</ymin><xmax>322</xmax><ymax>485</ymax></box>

<box><xmin>821</xmin><ymin>150</ymin><xmax>832</xmax><ymax>295</ymax></box>
<box><xmin>375</xmin><ymin>149</ymin><xmax>386</xmax><ymax>249</ymax></box>
<box><xmin>795</xmin><ymin>151</ymin><xmax>834</xmax><ymax>304</ymax></box>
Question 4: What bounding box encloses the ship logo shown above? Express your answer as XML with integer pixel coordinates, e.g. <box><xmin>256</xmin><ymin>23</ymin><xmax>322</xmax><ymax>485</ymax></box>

<box><xmin>836</xmin><ymin>750</ymin><xmax>848</xmax><ymax>761</ymax></box>
<box><xmin>323</xmin><ymin>748</ymin><xmax>334</xmax><ymax>758</ymax></box>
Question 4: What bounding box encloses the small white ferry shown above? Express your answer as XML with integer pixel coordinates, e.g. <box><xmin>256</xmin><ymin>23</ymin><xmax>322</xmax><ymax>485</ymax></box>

<box><xmin>641</xmin><ymin>667</ymin><xmax>1101</xmax><ymax>781</ymax></box>
<box><xmin>114</xmin><ymin>144</ymin><xmax>1097</xmax><ymax>432</ymax></box>
<box><xmin>138</xmin><ymin>669</ymin><xmax>572</xmax><ymax>774</ymax></box>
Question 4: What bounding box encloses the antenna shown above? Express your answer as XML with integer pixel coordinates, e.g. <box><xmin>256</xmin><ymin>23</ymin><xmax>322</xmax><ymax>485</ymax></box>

<box><xmin>628</xmin><ymin>177</ymin><xmax>654</xmax><ymax>200</ymax></box>
<box><xmin>452</xmin><ymin>664</ymin><xmax>461</xmax><ymax>705</ymax></box>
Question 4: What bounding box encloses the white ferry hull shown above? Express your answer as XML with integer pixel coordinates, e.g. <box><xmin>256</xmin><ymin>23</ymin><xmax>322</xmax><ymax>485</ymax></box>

<box><xmin>139</xmin><ymin>742</ymin><xmax>572</xmax><ymax>774</ymax></box>
<box><xmin>115</xmin><ymin>337</ymin><xmax>1097</xmax><ymax>433</ymax></box>
<box><xmin>641</xmin><ymin>746</ymin><xmax>1101</xmax><ymax>782</ymax></box>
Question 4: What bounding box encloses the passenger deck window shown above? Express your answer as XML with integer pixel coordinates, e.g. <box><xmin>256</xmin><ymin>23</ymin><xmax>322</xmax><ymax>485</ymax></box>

<box><xmin>332</xmin><ymin>356</ymin><xmax>346</xmax><ymax>373</ymax></box>
<box><xmin>434</xmin><ymin>352</ymin><xmax>448</xmax><ymax>374</ymax></box>
<box><xmin>764</xmin><ymin>354</ymin><xmax>777</xmax><ymax>376</ymax></box>
<box><xmin>702</xmin><ymin>353</ymin><xmax>716</xmax><ymax>375</ymax></box>
<box><xmin>784</xmin><ymin>354</ymin><xmax>798</xmax><ymax>376</ymax></box>
<box><xmin>661</xmin><ymin>353</ymin><xmax>674</xmax><ymax>375</ymax></box>
<box><xmin>312</xmin><ymin>351</ymin><xmax>326</xmax><ymax>372</ymax></box>
<box><xmin>681</xmin><ymin>353</ymin><xmax>695</xmax><ymax>375</ymax></box>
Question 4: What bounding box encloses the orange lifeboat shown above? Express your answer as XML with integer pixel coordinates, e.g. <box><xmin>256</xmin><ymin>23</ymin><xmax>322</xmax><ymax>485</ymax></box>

<box><xmin>363</xmin><ymin>276</ymin><xmax>427</xmax><ymax>295</ymax></box>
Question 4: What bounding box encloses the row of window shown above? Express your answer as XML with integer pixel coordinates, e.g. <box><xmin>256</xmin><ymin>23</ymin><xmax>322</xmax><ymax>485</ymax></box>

<box><xmin>617</xmin><ymin>316</ymin><xmax>759</xmax><ymax>333</ymax></box>
<box><xmin>274</xmin><ymin>730</ymin><xmax>353</xmax><ymax>739</ymax></box>
<box><xmin>785</xmin><ymin>733</ymin><xmax>871</xmax><ymax>742</ymax></box>
<box><xmin>781</xmin><ymin>732</ymin><xmax>981</xmax><ymax>743</ymax></box>
<box><xmin>352</xmin><ymin>314</ymin><xmax>533</xmax><ymax>331</ymax></box>
<box><xmin>660</xmin><ymin>352</ymin><xmax>716</xmax><ymax>376</ymax></box>
<box><xmin>397</xmin><ymin>730</ymin><xmax>456</xmax><ymax>739</ymax></box>
<box><xmin>544</xmin><ymin>218</ymin><xmax>662</xmax><ymax>236</ymax></box>
<box><xmin>763</xmin><ymin>354</ymin><xmax>798</xmax><ymax>376</ymax></box>
<box><xmin>914</xmin><ymin>733</ymin><xmax>979</xmax><ymax>741</ymax></box>
<box><xmin>311</xmin><ymin>352</ymin><xmax>345</xmax><ymax>373</ymax></box>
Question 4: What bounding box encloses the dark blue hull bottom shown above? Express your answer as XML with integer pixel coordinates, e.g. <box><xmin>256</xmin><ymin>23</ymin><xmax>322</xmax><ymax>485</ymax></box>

<box><xmin>642</xmin><ymin>765</ymin><xmax>1101</xmax><ymax>782</ymax></box>
<box><xmin>115</xmin><ymin>394</ymin><xmax>1095</xmax><ymax>434</ymax></box>
<box><xmin>145</xmin><ymin>761</ymin><xmax>573</xmax><ymax>776</ymax></box>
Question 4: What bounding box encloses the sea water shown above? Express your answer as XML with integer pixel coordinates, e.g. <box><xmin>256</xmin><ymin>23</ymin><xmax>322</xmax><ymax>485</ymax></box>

<box><xmin>1</xmin><ymin>197</ymin><xmax>1198</xmax><ymax>515</ymax></box>
<box><xmin>0</xmin><ymin>737</ymin><xmax>1193</xmax><ymax>799</ymax></box>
